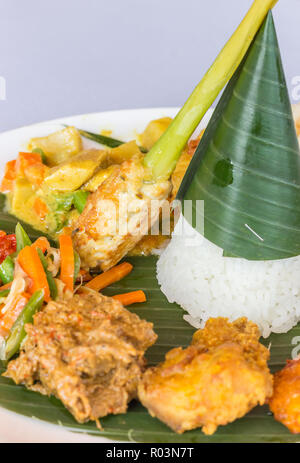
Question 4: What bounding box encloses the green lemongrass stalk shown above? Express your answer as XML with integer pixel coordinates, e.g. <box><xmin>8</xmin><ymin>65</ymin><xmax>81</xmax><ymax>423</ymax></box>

<box><xmin>144</xmin><ymin>0</ymin><xmax>279</xmax><ymax>180</ymax></box>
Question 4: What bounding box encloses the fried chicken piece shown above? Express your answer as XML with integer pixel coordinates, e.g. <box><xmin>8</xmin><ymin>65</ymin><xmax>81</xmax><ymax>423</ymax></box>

<box><xmin>268</xmin><ymin>358</ymin><xmax>300</xmax><ymax>433</ymax></box>
<box><xmin>4</xmin><ymin>291</ymin><xmax>157</xmax><ymax>424</ymax></box>
<box><xmin>138</xmin><ymin>317</ymin><xmax>273</xmax><ymax>435</ymax></box>
<box><xmin>127</xmin><ymin>153</ymin><xmax>190</xmax><ymax>257</ymax></box>
<box><xmin>72</xmin><ymin>155</ymin><xmax>171</xmax><ymax>270</ymax></box>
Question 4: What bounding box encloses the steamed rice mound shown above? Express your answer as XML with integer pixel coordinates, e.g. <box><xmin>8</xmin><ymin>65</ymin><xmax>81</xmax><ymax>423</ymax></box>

<box><xmin>157</xmin><ymin>216</ymin><xmax>300</xmax><ymax>338</ymax></box>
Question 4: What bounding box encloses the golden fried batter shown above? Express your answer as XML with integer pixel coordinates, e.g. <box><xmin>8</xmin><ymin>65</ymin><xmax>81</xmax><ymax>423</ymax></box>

<box><xmin>138</xmin><ymin>317</ymin><xmax>273</xmax><ymax>435</ymax></box>
<box><xmin>268</xmin><ymin>358</ymin><xmax>300</xmax><ymax>434</ymax></box>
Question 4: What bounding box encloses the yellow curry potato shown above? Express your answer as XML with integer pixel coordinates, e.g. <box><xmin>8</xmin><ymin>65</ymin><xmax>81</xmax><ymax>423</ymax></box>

<box><xmin>140</xmin><ymin>117</ymin><xmax>172</xmax><ymax>151</ymax></box>
<box><xmin>43</xmin><ymin>149</ymin><xmax>106</xmax><ymax>192</ymax></box>
<box><xmin>10</xmin><ymin>178</ymin><xmax>35</xmax><ymax>219</ymax></box>
<box><xmin>28</xmin><ymin>127</ymin><xmax>82</xmax><ymax>166</ymax></box>
<box><xmin>9</xmin><ymin>179</ymin><xmax>51</xmax><ymax>234</ymax></box>
<box><xmin>107</xmin><ymin>140</ymin><xmax>141</xmax><ymax>164</ymax></box>
<box><xmin>83</xmin><ymin>164</ymin><xmax>119</xmax><ymax>192</ymax></box>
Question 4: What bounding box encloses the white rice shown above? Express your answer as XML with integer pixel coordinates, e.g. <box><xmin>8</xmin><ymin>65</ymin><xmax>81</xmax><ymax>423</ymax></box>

<box><xmin>157</xmin><ymin>215</ymin><xmax>300</xmax><ymax>338</ymax></box>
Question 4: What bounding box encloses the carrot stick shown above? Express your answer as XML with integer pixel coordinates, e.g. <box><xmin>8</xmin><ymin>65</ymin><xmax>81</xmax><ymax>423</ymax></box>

<box><xmin>59</xmin><ymin>234</ymin><xmax>75</xmax><ymax>292</ymax></box>
<box><xmin>85</xmin><ymin>262</ymin><xmax>133</xmax><ymax>292</ymax></box>
<box><xmin>31</xmin><ymin>236</ymin><xmax>50</xmax><ymax>253</ymax></box>
<box><xmin>18</xmin><ymin>246</ymin><xmax>50</xmax><ymax>301</ymax></box>
<box><xmin>0</xmin><ymin>293</ymin><xmax>29</xmax><ymax>338</ymax></box>
<box><xmin>112</xmin><ymin>290</ymin><xmax>146</xmax><ymax>306</ymax></box>
<box><xmin>33</xmin><ymin>198</ymin><xmax>48</xmax><ymax>219</ymax></box>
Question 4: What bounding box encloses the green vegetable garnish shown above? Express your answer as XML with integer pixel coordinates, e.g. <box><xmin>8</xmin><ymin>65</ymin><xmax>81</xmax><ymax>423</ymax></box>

<box><xmin>73</xmin><ymin>191</ymin><xmax>90</xmax><ymax>214</ymax></box>
<box><xmin>0</xmin><ymin>256</ymin><xmax>14</xmax><ymax>285</ymax></box>
<box><xmin>66</xmin><ymin>127</ymin><xmax>147</xmax><ymax>153</ymax></box>
<box><xmin>0</xmin><ymin>289</ymin><xmax>10</xmax><ymax>298</ymax></box>
<box><xmin>54</xmin><ymin>214</ymin><xmax>68</xmax><ymax>233</ymax></box>
<box><xmin>143</xmin><ymin>0</ymin><xmax>279</xmax><ymax>181</ymax></box>
<box><xmin>15</xmin><ymin>223</ymin><xmax>32</xmax><ymax>252</ymax></box>
<box><xmin>53</xmin><ymin>193</ymin><xmax>74</xmax><ymax>212</ymax></box>
<box><xmin>5</xmin><ymin>290</ymin><xmax>44</xmax><ymax>361</ymax></box>
<box><xmin>179</xmin><ymin>11</ymin><xmax>300</xmax><ymax>261</ymax></box>
<box><xmin>36</xmin><ymin>248</ymin><xmax>58</xmax><ymax>300</ymax></box>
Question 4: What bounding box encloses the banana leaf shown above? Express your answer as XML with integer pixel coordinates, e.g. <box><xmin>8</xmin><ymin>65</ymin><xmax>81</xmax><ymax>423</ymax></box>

<box><xmin>178</xmin><ymin>12</ymin><xmax>300</xmax><ymax>260</ymax></box>
<box><xmin>0</xmin><ymin>206</ymin><xmax>299</xmax><ymax>442</ymax></box>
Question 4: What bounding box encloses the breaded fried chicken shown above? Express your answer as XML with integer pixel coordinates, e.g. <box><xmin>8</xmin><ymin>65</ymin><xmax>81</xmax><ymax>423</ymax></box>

<box><xmin>138</xmin><ymin>317</ymin><xmax>273</xmax><ymax>435</ymax></box>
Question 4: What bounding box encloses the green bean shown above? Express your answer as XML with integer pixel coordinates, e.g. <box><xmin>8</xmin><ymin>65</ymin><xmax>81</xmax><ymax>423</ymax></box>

<box><xmin>46</xmin><ymin>271</ymin><xmax>58</xmax><ymax>301</ymax></box>
<box><xmin>64</xmin><ymin>125</ymin><xmax>148</xmax><ymax>153</ymax></box>
<box><xmin>15</xmin><ymin>223</ymin><xmax>32</xmax><ymax>252</ymax></box>
<box><xmin>73</xmin><ymin>250</ymin><xmax>81</xmax><ymax>284</ymax></box>
<box><xmin>5</xmin><ymin>290</ymin><xmax>44</xmax><ymax>360</ymax></box>
<box><xmin>36</xmin><ymin>248</ymin><xmax>58</xmax><ymax>300</ymax></box>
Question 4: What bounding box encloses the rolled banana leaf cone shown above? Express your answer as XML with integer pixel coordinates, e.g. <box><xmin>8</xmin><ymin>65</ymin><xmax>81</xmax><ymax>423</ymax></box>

<box><xmin>178</xmin><ymin>11</ymin><xmax>300</xmax><ymax>260</ymax></box>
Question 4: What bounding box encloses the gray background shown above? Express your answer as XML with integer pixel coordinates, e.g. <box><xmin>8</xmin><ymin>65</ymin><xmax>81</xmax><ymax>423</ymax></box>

<box><xmin>0</xmin><ymin>0</ymin><xmax>299</xmax><ymax>132</ymax></box>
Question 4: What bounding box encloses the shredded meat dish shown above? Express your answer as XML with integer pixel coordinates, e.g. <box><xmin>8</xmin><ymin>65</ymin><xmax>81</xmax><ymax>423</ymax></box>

<box><xmin>4</xmin><ymin>291</ymin><xmax>157</xmax><ymax>424</ymax></box>
<box><xmin>138</xmin><ymin>317</ymin><xmax>273</xmax><ymax>435</ymax></box>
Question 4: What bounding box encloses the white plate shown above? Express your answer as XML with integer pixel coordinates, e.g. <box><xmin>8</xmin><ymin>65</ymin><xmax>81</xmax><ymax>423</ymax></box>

<box><xmin>0</xmin><ymin>107</ymin><xmax>213</xmax><ymax>443</ymax></box>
